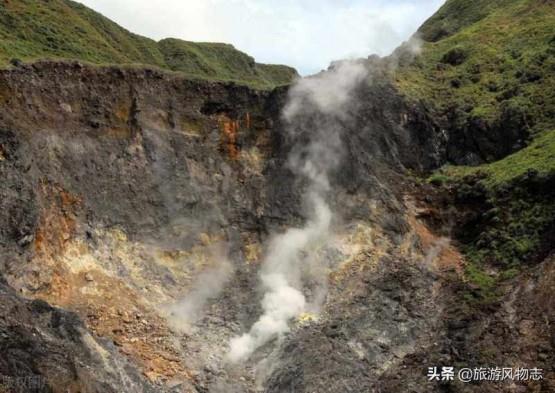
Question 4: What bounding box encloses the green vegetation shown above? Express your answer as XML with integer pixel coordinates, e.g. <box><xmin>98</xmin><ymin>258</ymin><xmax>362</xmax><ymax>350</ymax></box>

<box><xmin>461</xmin><ymin>187</ymin><xmax>553</xmax><ymax>302</ymax></box>
<box><xmin>407</xmin><ymin>0</ymin><xmax>555</xmax><ymax>303</ymax></box>
<box><xmin>418</xmin><ymin>0</ymin><xmax>517</xmax><ymax>42</ymax></box>
<box><xmin>0</xmin><ymin>0</ymin><xmax>297</xmax><ymax>89</ymax></box>
<box><xmin>427</xmin><ymin>173</ymin><xmax>451</xmax><ymax>186</ymax></box>
<box><xmin>396</xmin><ymin>0</ymin><xmax>555</xmax><ymax>135</ymax></box>
<box><xmin>439</xmin><ymin>129</ymin><xmax>555</xmax><ymax>186</ymax></box>
<box><xmin>431</xmin><ymin>130</ymin><xmax>555</xmax><ymax>302</ymax></box>
<box><xmin>464</xmin><ymin>263</ymin><xmax>497</xmax><ymax>303</ymax></box>
<box><xmin>157</xmin><ymin>39</ymin><xmax>297</xmax><ymax>89</ymax></box>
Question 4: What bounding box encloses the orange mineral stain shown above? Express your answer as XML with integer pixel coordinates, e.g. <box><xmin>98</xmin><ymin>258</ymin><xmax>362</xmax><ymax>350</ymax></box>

<box><xmin>245</xmin><ymin>112</ymin><xmax>251</xmax><ymax>129</ymax></box>
<box><xmin>34</xmin><ymin>182</ymin><xmax>81</xmax><ymax>258</ymax></box>
<box><xmin>220</xmin><ymin>116</ymin><xmax>240</xmax><ymax>160</ymax></box>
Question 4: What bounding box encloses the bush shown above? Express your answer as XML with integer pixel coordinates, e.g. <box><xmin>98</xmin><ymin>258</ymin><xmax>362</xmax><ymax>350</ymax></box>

<box><xmin>428</xmin><ymin>173</ymin><xmax>451</xmax><ymax>185</ymax></box>
<box><xmin>441</xmin><ymin>47</ymin><xmax>468</xmax><ymax>66</ymax></box>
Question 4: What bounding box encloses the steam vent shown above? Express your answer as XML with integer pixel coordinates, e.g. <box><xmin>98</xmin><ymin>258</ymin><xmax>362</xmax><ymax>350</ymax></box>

<box><xmin>0</xmin><ymin>0</ymin><xmax>553</xmax><ymax>392</ymax></box>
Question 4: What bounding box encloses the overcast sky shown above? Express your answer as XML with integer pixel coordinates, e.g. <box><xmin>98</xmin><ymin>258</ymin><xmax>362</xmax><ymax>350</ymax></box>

<box><xmin>77</xmin><ymin>0</ymin><xmax>445</xmax><ymax>75</ymax></box>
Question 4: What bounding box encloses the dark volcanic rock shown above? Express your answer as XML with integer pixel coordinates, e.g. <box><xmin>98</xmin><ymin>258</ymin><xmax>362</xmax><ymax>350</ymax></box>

<box><xmin>0</xmin><ymin>56</ymin><xmax>552</xmax><ymax>393</ymax></box>
<box><xmin>0</xmin><ymin>276</ymin><xmax>157</xmax><ymax>393</ymax></box>
<box><xmin>264</xmin><ymin>257</ymin><xmax>442</xmax><ymax>393</ymax></box>
<box><xmin>0</xmin><ymin>60</ymin><xmax>443</xmax><ymax>264</ymax></box>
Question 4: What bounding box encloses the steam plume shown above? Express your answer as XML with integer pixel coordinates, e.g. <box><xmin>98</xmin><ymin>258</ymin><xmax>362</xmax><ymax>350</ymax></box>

<box><xmin>227</xmin><ymin>61</ymin><xmax>368</xmax><ymax>362</ymax></box>
<box><xmin>163</xmin><ymin>243</ymin><xmax>233</xmax><ymax>333</ymax></box>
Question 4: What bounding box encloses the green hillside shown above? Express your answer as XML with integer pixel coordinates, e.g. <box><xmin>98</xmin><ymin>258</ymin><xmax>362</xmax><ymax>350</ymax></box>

<box><xmin>396</xmin><ymin>0</ymin><xmax>555</xmax><ymax>135</ymax></box>
<box><xmin>411</xmin><ymin>0</ymin><xmax>555</xmax><ymax>302</ymax></box>
<box><xmin>439</xmin><ymin>129</ymin><xmax>555</xmax><ymax>188</ymax></box>
<box><xmin>0</xmin><ymin>0</ymin><xmax>297</xmax><ymax>89</ymax></box>
<box><xmin>429</xmin><ymin>129</ymin><xmax>555</xmax><ymax>301</ymax></box>
<box><xmin>157</xmin><ymin>39</ymin><xmax>298</xmax><ymax>89</ymax></box>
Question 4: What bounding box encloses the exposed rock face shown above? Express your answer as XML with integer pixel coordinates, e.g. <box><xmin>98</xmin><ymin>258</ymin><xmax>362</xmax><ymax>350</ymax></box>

<box><xmin>375</xmin><ymin>254</ymin><xmax>555</xmax><ymax>393</ymax></box>
<box><xmin>0</xmin><ymin>60</ymin><xmax>445</xmax><ymax>274</ymax></box>
<box><xmin>0</xmin><ymin>59</ymin><xmax>552</xmax><ymax>393</ymax></box>
<box><xmin>0</xmin><ymin>277</ymin><xmax>158</xmax><ymax>393</ymax></box>
<box><xmin>437</xmin><ymin>103</ymin><xmax>530</xmax><ymax>166</ymax></box>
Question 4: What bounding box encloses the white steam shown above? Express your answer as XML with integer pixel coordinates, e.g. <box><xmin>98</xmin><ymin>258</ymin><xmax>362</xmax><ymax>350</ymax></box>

<box><xmin>227</xmin><ymin>61</ymin><xmax>368</xmax><ymax>363</ymax></box>
<box><xmin>163</xmin><ymin>244</ymin><xmax>233</xmax><ymax>333</ymax></box>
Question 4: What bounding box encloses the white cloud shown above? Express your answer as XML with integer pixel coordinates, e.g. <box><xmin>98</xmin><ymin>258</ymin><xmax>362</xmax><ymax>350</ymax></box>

<box><xmin>77</xmin><ymin>0</ymin><xmax>445</xmax><ymax>75</ymax></box>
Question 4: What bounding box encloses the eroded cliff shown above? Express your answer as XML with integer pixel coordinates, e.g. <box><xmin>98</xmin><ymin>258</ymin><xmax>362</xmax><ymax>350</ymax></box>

<box><xmin>0</xmin><ymin>1</ymin><xmax>554</xmax><ymax>392</ymax></box>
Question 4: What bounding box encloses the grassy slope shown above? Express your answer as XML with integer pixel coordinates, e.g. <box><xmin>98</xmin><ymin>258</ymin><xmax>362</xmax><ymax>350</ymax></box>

<box><xmin>0</xmin><ymin>0</ymin><xmax>297</xmax><ymax>89</ymax></box>
<box><xmin>396</xmin><ymin>0</ymin><xmax>555</xmax><ymax>135</ymax></box>
<box><xmin>406</xmin><ymin>0</ymin><xmax>555</xmax><ymax>301</ymax></box>
<box><xmin>157</xmin><ymin>39</ymin><xmax>297</xmax><ymax>89</ymax></box>
<box><xmin>439</xmin><ymin>129</ymin><xmax>555</xmax><ymax>186</ymax></box>
<box><xmin>435</xmin><ymin>129</ymin><xmax>555</xmax><ymax>301</ymax></box>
